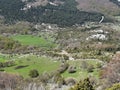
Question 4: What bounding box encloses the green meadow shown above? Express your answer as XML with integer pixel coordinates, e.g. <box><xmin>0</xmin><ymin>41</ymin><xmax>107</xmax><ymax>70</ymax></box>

<box><xmin>0</xmin><ymin>54</ymin><xmax>101</xmax><ymax>79</ymax></box>
<box><xmin>3</xmin><ymin>55</ymin><xmax>60</xmax><ymax>78</ymax></box>
<box><xmin>11</xmin><ymin>35</ymin><xmax>56</xmax><ymax>48</ymax></box>
<box><xmin>62</xmin><ymin>60</ymin><xmax>100</xmax><ymax>79</ymax></box>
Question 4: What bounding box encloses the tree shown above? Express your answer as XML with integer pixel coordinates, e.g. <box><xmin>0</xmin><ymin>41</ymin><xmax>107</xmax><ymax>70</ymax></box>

<box><xmin>70</xmin><ymin>78</ymin><xmax>94</xmax><ymax>90</ymax></box>
<box><xmin>29</xmin><ymin>69</ymin><xmax>39</xmax><ymax>78</ymax></box>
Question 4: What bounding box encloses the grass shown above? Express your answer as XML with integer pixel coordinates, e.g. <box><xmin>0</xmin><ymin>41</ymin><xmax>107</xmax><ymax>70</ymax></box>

<box><xmin>0</xmin><ymin>56</ymin><xmax>6</xmax><ymax>62</ymax></box>
<box><xmin>62</xmin><ymin>60</ymin><xmax>101</xmax><ymax>79</ymax></box>
<box><xmin>11</xmin><ymin>35</ymin><xmax>56</xmax><ymax>49</ymax></box>
<box><xmin>1</xmin><ymin>54</ymin><xmax>101</xmax><ymax>79</ymax></box>
<box><xmin>0</xmin><ymin>54</ymin><xmax>11</xmax><ymax>62</ymax></box>
<box><xmin>3</xmin><ymin>55</ymin><xmax>60</xmax><ymax>78</ymax></box>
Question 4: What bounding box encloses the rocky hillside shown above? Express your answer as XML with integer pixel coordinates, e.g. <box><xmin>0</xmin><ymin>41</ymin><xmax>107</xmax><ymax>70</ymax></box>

<box><xmin>76</xmin><ymin>0</ymin><xmax>120</xmax><ymax>15</ymax></box>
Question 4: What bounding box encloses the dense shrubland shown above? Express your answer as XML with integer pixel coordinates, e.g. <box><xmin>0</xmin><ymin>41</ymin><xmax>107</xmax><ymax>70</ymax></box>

<box><xmin>0</xmin><ymin>0</ymin><xmax>111</xmax><ymax>27</ymax></box>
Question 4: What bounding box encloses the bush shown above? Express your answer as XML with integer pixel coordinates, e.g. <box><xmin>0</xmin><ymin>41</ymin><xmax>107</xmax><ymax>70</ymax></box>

<box><xmin>38</xmin><ymin>72</ymin><xmax>52</xmax><ymax>83</ymax></box>
<box><xmin>57</xmin><ymin>63</ymin><xmax>69</xmax><ymax>73</ymax></box>
<box><xmin>68</xmin><ymin>66</ymin><xmax>76</xmax><ymax>73</ymax></box>
<box><xmin>29</xmin><ymin>69</ymin><xmax>39</xmax><ymax>78</ymax></box>
<box><xmin>52</xmin><ymin>72</ymin><xmax>65</xmax><ymax>87</ymax></box>
<box><xmin>97</xmin><ymin>50</ymin><xmax>102</xmax><ymax>55</ymax></box>
<box><xmin>0</xmin><ymin>69</ymin><xmax>5</xmax><ymax>71</ymax></box>
<box><xmin>96</xmin><ymin>63</ymin><xmax>102</xmax><ymax>68</ymax></box>
<box><xmin>106</xmin><ymin>83</ymin><xmax>120</xmax><ymax>90</ymax></box>
<box><xmin>65</xmin><ymin>78</ymin><xmax>76</xmax><ymax>85</ymax></box>
<box><xmin>0</xmin><ymin>61</ymin><xmax>15</xmax><ymax>68</ymax></box>
<box><xmin>87</xmin><ymin>65</ymin><xmax>94</xmax><ymax>73</ymax></box>
<box><xmin>63</xmin><ymin>55</ymin><xmax>69</xmax><ymax>60</ymax></box>
<box><xmin>70</xmin><ymin>78</ymin><xmax>95</xmax><ymax>90</ymax></box>
<box><xmin>80</xmin><ymin>61</ymin><xmax>88</xmax><ymax>69</ymax></box>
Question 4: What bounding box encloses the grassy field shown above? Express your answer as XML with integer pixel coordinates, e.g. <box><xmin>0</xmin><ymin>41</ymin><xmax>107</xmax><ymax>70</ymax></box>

<box><xmin>62</xmin><ymin>60</ymin><xmax>100</xmax><ymax>79</ymax></box>
<box><xmin>3</xmin><ymin>55</ymin><xmax>60</xmax><ymax>78</ymax></box>
<box><xmin>11</xmin><ymin>35</ymin><xmax>56</xmax><ymax>49</ymax></box>
<box><xmin>0</xmin><ymin>54</ymin><xmax>101</xmax><ymax>79</ymax></box>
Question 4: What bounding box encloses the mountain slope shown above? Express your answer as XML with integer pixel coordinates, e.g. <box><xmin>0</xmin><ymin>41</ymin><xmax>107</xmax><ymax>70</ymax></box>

<box><xmin>76</xmin><ymin>0</ymin><xmax>120</xmax><ymax>15</ymax></box>
<box><xmin>0</xmin><ymin>0</ymin><xmax>118</xmax><ymax>27</ymax></box>
<box><xmin>23</xmin><ymin>0</ymin><xmax>120</xmax><ymax>15</ymax></box>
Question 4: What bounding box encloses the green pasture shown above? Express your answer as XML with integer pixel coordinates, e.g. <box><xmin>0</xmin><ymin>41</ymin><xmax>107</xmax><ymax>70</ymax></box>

<box><xmin>1</xmin><ymin>55</ymin><xmax>101</xmax><ymax>79</ymax></box>
<box><xmin>62</xmin><ymin>60</ymin><xmax>100</xmax><ymax>79</ymax></box>
<box><xmin>11</xmin><ymin>35</ymin><xmax>56</xmax><ymax>48</ymax></box>
<box><xmin>3</xmin><ymin>55</ymin><xmax>60</xmax><ymax>78</ymax></box>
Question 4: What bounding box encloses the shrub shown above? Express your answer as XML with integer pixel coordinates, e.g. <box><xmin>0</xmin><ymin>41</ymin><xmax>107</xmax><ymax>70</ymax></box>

<box><xmin>70</xmin><ymin>78</ymin><xmax>95</xmax><ymax>90</ymax></box>
<box><xmin>106</xmin><ymin>83</ymin><xmax>120</xmax><ymax>90</ymax></box>
<box><xmin>0</xmin><ymin>61</ymin><xmax>15</xmax><ymax>68</ymax></box>
<box><xmin>52</xmin><ymin>72</ymin><xmax>65</xmax><ymax>87</ymax></box>
<box><xmin>65</xmin><ymin>78</ymin><xmax>76</xmax><ymax>85</ymax></box>
<box><xmin>87</xmin><ymin>65</ymin><xmax>94</xmax><ymax>73</ymax></box>
<box><xmin>80</xmin><ymin>61</ymin><xmax>88</xmax><ymax>69</ymax></box>
<box><xmin>96</xmin><ymin>63</ymin><xmax>102</xmax><ymax>68</ymax></box>
<box><xmin>63</xmin><ymin>54</ymin><xmax>69</xmax><ymax>60</ymax></box>
<box><xmin>57</xmin><ymin>63</ymin><xmax>69</xmax><ymax>73</ymax></box>
<box><xmin>0</xmin><ymin>69</ymin><xmax>5</xmax><ymax>71</ymax></box>
<box><xmin>68</xmin><ymin>66</ymin><xmax>76</xmax><ymax>73</ymax></box>
<box><xmin>38</xmin><ymin>72</ymin><xmax>52</xmax><ymax>83</ymax></box>
<box><xmin>29</xmin><ymin>69</ymin><xmax>39</xmax><ymax>78</ymax></box>
<box><xmin>97</xmin><ymin>50</ymin><xmax>102</xmax><ymax>55</ymax></box>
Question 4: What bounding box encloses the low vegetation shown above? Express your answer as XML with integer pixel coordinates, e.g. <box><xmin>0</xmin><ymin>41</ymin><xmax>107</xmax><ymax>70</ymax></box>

<box><xmin>29</xmin><ymin>69</ymin><xmax>39</xmax><ymax>78</ymax></box>
<box><xmin>11</xmin><ymin>35</ymin><xmax>56</xmax><ymax>48</ymax></box>
<box><xmin>70</xmin><ymin>78</ymin><xmax>94</xmax><ymax>90</ymax></box>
